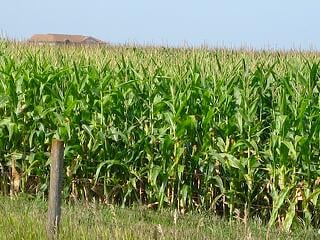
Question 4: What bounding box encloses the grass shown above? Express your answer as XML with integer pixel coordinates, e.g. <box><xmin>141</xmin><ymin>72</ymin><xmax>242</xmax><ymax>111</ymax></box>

<box><xmin>0</xmin><ymin>196</ymin><xmax>319</xmax><ymax>240</ymax></box>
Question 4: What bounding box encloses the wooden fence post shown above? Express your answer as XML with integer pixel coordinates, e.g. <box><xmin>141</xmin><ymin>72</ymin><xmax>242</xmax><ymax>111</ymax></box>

<box><xmin>47</xmin><ymin>139</ymin><xmax>64</xmax><ymax>240</ymax></box>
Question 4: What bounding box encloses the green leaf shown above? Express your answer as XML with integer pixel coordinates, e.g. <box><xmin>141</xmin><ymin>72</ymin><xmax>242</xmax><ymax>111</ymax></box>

<box><xmin>283</xmin><ymin>200</ymin><xmax>296</xmax><ymax>231</ymax></box>
<box><xmin>268</xmin><ymin>186</ymin><xmax>292</xmax><ymax>228</ymax></box>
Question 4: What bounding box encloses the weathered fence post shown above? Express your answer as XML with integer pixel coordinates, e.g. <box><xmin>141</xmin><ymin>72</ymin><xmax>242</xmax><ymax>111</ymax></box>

<box><xmin>47</xmin><ymin>139</ymin><xmax>64</xmax><ymax>240</ymax></box>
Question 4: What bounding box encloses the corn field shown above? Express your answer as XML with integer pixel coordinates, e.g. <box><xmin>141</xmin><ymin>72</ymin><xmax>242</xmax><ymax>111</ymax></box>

<box><xmin>0</xmin><ymin>41</ymin><xmax>320</xmax><ymax>229</ymax></box>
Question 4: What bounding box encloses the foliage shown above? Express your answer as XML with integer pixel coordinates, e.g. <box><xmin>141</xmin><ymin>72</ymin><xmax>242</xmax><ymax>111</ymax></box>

<box><xmin>0</xmin><ymin>41</ymin><xmax>320</xmax><ymax>229</ymax></box>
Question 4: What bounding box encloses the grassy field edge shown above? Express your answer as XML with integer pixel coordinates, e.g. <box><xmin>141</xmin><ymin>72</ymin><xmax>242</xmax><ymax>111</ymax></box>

<box><xmin>0</xmin><ymin>196</ymin><xmax>319</xmax><ymax>240</ymax></box>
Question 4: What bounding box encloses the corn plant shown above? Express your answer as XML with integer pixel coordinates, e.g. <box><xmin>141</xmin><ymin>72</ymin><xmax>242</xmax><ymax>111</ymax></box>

<box><xmin>0</xmin><ymin>41</ymin><xmax>320</xmax><ymax>229</ymax></box>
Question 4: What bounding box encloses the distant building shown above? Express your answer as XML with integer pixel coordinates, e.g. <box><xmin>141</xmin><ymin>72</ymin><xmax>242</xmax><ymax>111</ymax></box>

<box><xmin>29</xmin><ymin>33</ymin><xmax>104</xmax><ymax>45</ymax></box>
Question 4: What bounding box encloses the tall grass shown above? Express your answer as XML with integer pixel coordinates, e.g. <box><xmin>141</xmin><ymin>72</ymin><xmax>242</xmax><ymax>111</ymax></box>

<box><xmin>0</xmin><ymin>41</ymin><xmax>320</xmax><ymax>229</ymax></box>
<box><xmin>3</xmin><ymin>196</ymin><xmax>318</xmax><ymax>240</ymax></box>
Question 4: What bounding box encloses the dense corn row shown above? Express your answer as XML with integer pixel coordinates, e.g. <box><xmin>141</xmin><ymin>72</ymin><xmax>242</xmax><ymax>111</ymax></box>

<box><xmin>0</xmin><ymin>41</ymin><xmax>320</xmax><ymax>229</ymax></box>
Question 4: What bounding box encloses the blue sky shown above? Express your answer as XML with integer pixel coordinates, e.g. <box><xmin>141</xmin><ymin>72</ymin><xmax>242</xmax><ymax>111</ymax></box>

<box><xmin>1</xmin><ymin>0</ymin><xmax>319</xmax><ymax>50</ymax></box>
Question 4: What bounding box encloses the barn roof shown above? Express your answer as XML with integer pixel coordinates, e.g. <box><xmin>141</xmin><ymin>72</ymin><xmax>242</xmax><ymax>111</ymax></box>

<box><xmin>29</xmin><ymin>34</ymin><xmax>104</xmax><ymax>43</ymax></box>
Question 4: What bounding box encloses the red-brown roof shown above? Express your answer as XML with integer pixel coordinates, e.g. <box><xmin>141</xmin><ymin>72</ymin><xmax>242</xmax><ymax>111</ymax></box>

<box><xmin>29</xmin><ymin>34</ymin><xmax>104</xmax><ymax>43</ymax></box>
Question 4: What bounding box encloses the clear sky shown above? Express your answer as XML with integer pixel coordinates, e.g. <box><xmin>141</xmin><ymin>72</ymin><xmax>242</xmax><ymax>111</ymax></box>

<box><xmin>1</xmin><ymin>0</ymin><xmax>319</xmax><ymax>50</ymax></box>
